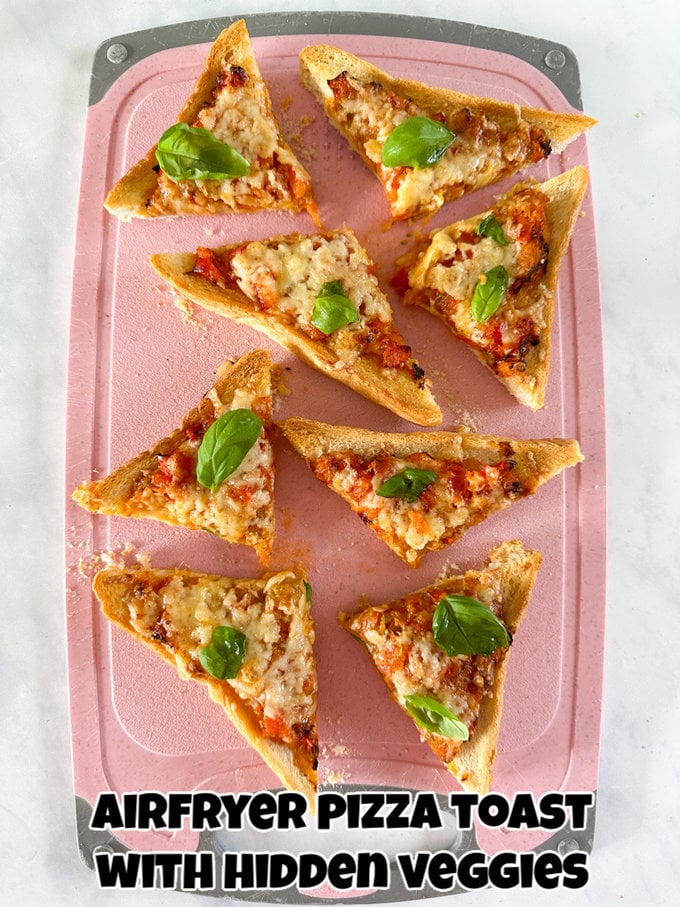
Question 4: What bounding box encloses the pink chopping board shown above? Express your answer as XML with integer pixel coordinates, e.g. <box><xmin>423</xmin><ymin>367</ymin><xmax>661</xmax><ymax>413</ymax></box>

<box><xmin>65</xmin><ymin>12</ymin><xmax>606</xmax><ymax>899</ymax></box>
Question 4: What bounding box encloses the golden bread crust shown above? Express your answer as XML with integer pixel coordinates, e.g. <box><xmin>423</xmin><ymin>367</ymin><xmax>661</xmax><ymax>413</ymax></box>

<box><xmin>279</xmin><ymin>417</ymin><xmax>582</xmax><ymax>565</ymax></box>
<box><xmin>72</xmin><ymin>350</ymin><xmax>275</xmax><ymax>562</ymax></box>
<box><xmin>93</xmin><ymin>566</ymin><xmax>317</xmax><ymax>803</ymax></box>
<box><xmin>278</xmin><ymin>416</ymin><xmax>583</xmax><ymax>478</ymax></box>
<box><xmin>149</xmin><ymin>230</ymin><xmax>442</xmax><ymax>427</ymax></box>
<box><xmin>299</xmin><ymin>44</ymin><xmax>595</xmax><ymax>219</ymax></box>
<box><xmin>339</xmin><ymin>540</ymin><xmax>542</xmax><ymax>792</ymax></box>
<box><xmin>105</xmin><ymin>20</ymin><xmax>317</xmax><ymax>221</ymax></box>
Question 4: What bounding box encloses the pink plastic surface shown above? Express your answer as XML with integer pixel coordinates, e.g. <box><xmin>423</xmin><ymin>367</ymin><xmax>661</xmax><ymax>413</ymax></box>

<box><xmin>65</xmin><ymin>30</ymin><xmax>606</xmax><ymax>858</ymax></box>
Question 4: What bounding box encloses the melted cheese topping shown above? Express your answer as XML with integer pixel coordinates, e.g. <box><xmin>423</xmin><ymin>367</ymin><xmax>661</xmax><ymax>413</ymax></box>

<box><xmin>150</xmin><ymin>64</ymin><xmax>310</xmax><ymax>215</ymax></box>
<box><xmin>229</xmin><ymin>232</ymin><xmax>396</xmax><ymax>368</ymax></box>
<box><xmin>130</xmin><ymin>386</ymin><xmax>274</xmax><ymax>549</ymax></box>
<box><xmin>312</xmin><ymin>450</ymin><xmax>523</xmax><ymax>566</ymax></box>
<box><xmin>128</xmin><ymin>571</ymin><xmax>316</xmax><ymax>743</ymax></box>
<box><xmin>413</xmin><ymin>228</ymin><xmax>548</xmax><ymax>350</ymax></box>
<box><xmin>347</xmin><ymin>574</ymin><xmax>506</xmax><ymax>759</ymax></box>
<box><xmin>405</xmin><ymin>187</ymin><xmax>551</xmax><ymax>372</ymax></box>
<box><xmin>420</xmin><ymin>228</ymin><xmax>520</xmax><ymax>301</ymax></box>
<box><xmin>327</xmin><ymin>73</ymin><xmax>549</xmax><ymax>219</ymax></box>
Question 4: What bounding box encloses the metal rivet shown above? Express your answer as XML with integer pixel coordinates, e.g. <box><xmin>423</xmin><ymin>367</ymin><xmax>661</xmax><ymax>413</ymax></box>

<box><xmin>557</xmin><ymin>837</ymin><xmax>580</xmax><ymax>855</ymax></box>
<box><xmin>92</xmin><ymin>843</ymin><xmax>115</xmax><ymax>858</ymax></box>
<box><xmin>544</xmin><ymin>49</ymin><xmax>566</xmax><ymax>70</ymax></box>
<box><xmin>107</xmin><ymin>43</ymin><xmax>128</xmax><ymax>64</ymax></box>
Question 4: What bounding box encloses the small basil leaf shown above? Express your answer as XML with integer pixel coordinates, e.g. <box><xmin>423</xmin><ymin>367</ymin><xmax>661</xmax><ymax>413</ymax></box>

<box><xmin>303</xmin><ymin>580</ymin><xmax>312</xmax><ymax>602</ymax></box>
<box><xmin>470</xmin><ymin>265</ymin><xmax>509</xmax><ymax>323</ymax></box>
<box><xmin>477</xmin><ymin>214</ymin><xmax>509</xmax><ymax>246</ymax></box>
<box><xmin>376</xmin><ymin>467</ymin><xmax>436</xmax><ymax>503</ymax></box>
<box><xmin>404</xmin><ymin>694</ymin><xmax>469</xmax><ymax>740</ymax></box>
<box><xmin>432</xmin><ymin>594</ymin><xmax>511</xmax><ymax>657</ymax></box>
<box><xmin>381</xmin><ymin>117</ymin><xmax>456</xmax><ymax>170</ymax></box>
<box><xmin>155</xmin><ymin>123</ymin><xmax>250</xmax><ymax>181</ymax></box>
<box><xmin>311</xmin><ymin>281</ymin><xmax>359</xmax><ymax>335</ymax></box>
<box><xmin>196</xmin><ymin>409</ymin><xmax>263</xmax><ymax>492</ymax></box>
<box><xmin>321</xmin><ymin>280</ymin><xmax>345</xmax><ymax>296</ymax></box>
<box><xmin>198</xmin><ymin>626</ymin><xmax>247</xmax><ymax>680</ymax></box>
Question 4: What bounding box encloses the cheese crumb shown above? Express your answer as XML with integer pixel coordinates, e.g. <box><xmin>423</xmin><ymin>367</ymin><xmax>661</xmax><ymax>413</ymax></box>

<box><xmin>326</xmin><ymin>771</ymin><xmax>347</xmax><ymax>784</ymax></box>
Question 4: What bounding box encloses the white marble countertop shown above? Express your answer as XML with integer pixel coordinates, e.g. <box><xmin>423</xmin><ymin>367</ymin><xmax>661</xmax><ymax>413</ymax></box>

<box><xmin>1</xmin><ymin>0</ymin><xmax>678</xmax><ymax>904</ymax></box>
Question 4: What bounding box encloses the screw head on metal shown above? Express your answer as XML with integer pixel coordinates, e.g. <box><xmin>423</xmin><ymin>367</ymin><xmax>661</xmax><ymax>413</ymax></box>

<box><xmin>544</xmin><ymin>49</ymin><xmax>566</xmax><ymax>70</ymax></box>
<box><xmin>92</xmin><ymin>843</ymin><xmax>115</xmax><ymax>858</ymax></box>
<box><xmin>557</xmin><ymin>837</ymin><xmax>580</xmax><ymax>855</ymax></box>
<box><xmin>107</xmin><ymin>43</ymin><xmax>128</xmax><ymax>64</ymax></box>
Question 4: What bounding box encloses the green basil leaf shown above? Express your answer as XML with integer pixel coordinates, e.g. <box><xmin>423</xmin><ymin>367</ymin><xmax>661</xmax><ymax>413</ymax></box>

<box><xmin>477</xmin><ymin>214</ymin><xmax>509</xmax><ymax>246</ymax></box>
<box><xmin>321</xmin><ymin>280</ymin><xmax>345</xmax><ymax>296</ymax></box>
<box><xmin>311</xmin><ymin>280</ymin><xmax>359</xmax><ymax>335</ymax></box>
<box><xmin>432</xmin><ymin>594</ymin><xmax>511</xmax><ymax>657</ymax></box>
<box><xmin>303</xmin><ymin>580</ymin><xmax>312</xmax><ymax>602</ymax></box>
<box><xmin>198</xmin><ymin>626</ymin><xmax>247</xmax><ymax>680</ymax></box>
<box><xmin>381</xmin><ymin>117</ymin><xmax>456</xmax><ymax>170</ymax></box>
<box><xmin>376</xmin><ymin>467</ymin><xmax>436</xmax><ymax>503</ymax></box>
<box><xmin>155</xmin><ymin>123</ymin><xmax>250</xmax><ymax>181</ymax></box>
<box><xmin>470</xmin><ymin>265</ymin><xmax>509</xmax><ymax>323</ymax></box>
<box><xmin>196</xmin><ymin>409</ymin><xmax>262</xmax><ymax>492</ymax></box>
<box><xmin>404</xmin><ymin>694</ymin><xmax>469</xmax><ymax>740</ymax></box>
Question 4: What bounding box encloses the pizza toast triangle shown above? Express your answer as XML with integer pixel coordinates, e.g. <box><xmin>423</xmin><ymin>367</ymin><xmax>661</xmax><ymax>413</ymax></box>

<box><xmin>299</xmin><ymin>44</ymin><xmax>596</xmax><ymax>221</ymax></box>
<box><xmin>72</xmin><ymin>350</ymin><xmax>275</xmax><ymax>562</ymax></box>
<box><xmin>398</xmin><ymin>166</ymin><xmax>590</xmax><ymax>410</ymax></box>
<box><xmin>279</xmin><ymin>417</ymin><xmax>582</xmax><ymax>567</ymax></box>
<box><xmin>93</xmin><ymin>566</ymin><xmax>318</xmax><ymax>801</ymax></box>
<box><xmin>339</xmin><ymin>540</ymin><xmax>541</xmax><ymax>793</ymax></box>
<box><xmin>149</xmin><ymin>228</ymin><xmax>442</xmax><ymax>427</ymax></box>
<box><xmin>104</xmin><ymin>20</ymin><xmax>318</xmax><ymax>223</ymax></box>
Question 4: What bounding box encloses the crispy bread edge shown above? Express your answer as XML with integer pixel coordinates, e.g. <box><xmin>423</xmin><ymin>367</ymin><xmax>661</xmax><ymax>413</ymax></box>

<box><xmin>278</xmin><ymin>416</ymin><xmax>583</xmax><ymax>478</ymax></box>
<box><xmin>71</xmin><ymin>350</ymin><xmax>275</xmax><ymax>558</ymax></box>
<box><xmin>299</xmin><ymin>44</ymin><xmax>596</xmax><ymax>147</ymax></box>
<box><xmin>105</xmin><ymin>21</ymin><xmax>315</xmax><ymax>220</ymax></box>
<box><xmin>92</xmin><ymin>566</ymin><xmax>317</xmax><ymax>805</ymax></box>
<box><xmin>338</xmin><ymin>540</ymin><xmax>541</xmax><ymax>793</ymax></box>
<box><xmin>446</xmin><ymin>540</ymin><xmax>542</xmax><ymax>792</ymax></box>
<box><xmin>149</xmin><ymin>233</ymin><xmax>442</xmax><ymax>427</ymax></box>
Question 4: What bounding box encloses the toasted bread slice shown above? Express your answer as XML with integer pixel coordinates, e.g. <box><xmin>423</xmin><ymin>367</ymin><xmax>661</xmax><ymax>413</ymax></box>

<box><xmin>340</xmin><ymin>540</ymin><xmax>540</xmax><ymax>792</ymax></box>
<box><xmin>94</xmin><ymin>566</ymin><xmax>317</xmax><ymax>800</ymax></box>
<box><xmin>105</xmin><ymin>20</ymin><xmax>318</xmax><ymax>223</ymax></box>
<box><xmin>279</xmin><ymin>417</ymin><xmax>582</xmax><ymax>567</ymax></box>
<box><xmin>150</xmin><ymin>229</ymin><xmax>442</xmax><ymax>426</ymax></box>
<box><xmin>73</xmin><ymin>350</ymin><xmax>275</xmax><ymax>562</ymax></box>
<box><xmin>394</xmin><ymin>167</ymin><xmax>589</xmax><ymax>409</ymax></box>
<box><xmin>299</xmin><ymin>44</ymin><xmax>595</xmax><ymax>220</ymax></box>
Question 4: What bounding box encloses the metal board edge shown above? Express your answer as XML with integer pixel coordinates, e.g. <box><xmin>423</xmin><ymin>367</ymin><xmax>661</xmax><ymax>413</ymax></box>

<box><xmin>89</xmin><ymin>11</ymin><xmax>584</xmax><ymax>109</ymax></box>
